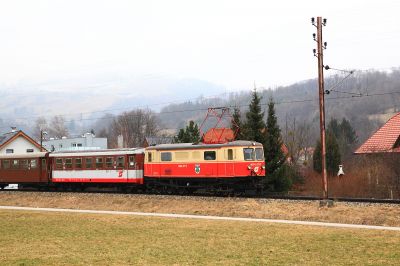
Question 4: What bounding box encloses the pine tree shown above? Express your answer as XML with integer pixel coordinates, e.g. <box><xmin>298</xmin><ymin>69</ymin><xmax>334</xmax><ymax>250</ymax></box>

<box><xmin>327</xmin><ymin>118</ymin><xmax>357</xmax><ymax>159</ymax></box>
<box><xmin>231</xmin><ymin>107</ymin><xmax>244</xmax><ymax>140</ymax></box>
<box><xmin>264</xmin><ymin>97</ymin><xmax>289</xmax><ymax>191</ymax></box>
<box><xmin>313</xmin><ymin>132</ymin><xmax>341</xmax><ymax>175</ymax></box>
<box><xmin>174</xmin><ymin>120</ymin><xmax>200</xmax><ymax>143</ymax></box>
<box><xmin>243</xmin><ymin>90</ymin><xmax>266</xmax><ymax>143</ymax></box>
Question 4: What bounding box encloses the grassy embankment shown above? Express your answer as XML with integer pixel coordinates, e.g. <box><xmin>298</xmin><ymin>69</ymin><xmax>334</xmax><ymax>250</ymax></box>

<box><xmin>1</xmin><ymin>210</ymin><xmax>400</xmax><ymax>265</ymax></box>
<box><xmin>0</xmin><ymin>192</ymin><xmax>400</xmax><ymax>226</ymax></box>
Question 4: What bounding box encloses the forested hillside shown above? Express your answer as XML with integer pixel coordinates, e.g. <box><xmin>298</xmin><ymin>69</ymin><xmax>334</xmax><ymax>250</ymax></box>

<box><xmin>24</xmin><ymin>68</ymin><xmax>400</xmax><ymax>150</ymax></box>
<box><xmin>156</xmin><ymin>68</ymin><xmax>400</xmax><ymax>144</ymax></box>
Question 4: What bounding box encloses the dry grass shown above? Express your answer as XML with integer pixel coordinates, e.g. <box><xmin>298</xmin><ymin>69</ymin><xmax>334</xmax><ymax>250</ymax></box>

<box><xmin>1</xmin><ymin>210</ymin><xmax>400</xmax><ymax>265</ymax></box>
<box><xmin>0</xmin><ymin>191</ymin><xmax>400</xmax><ymax>227</ymax></box>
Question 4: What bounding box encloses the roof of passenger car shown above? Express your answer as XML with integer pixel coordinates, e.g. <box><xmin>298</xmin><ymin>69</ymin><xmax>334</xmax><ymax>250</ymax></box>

<box><xmin>49</xmin><ymin>148</ymin><xmax>145</xmax><ymax>157</ymax></box>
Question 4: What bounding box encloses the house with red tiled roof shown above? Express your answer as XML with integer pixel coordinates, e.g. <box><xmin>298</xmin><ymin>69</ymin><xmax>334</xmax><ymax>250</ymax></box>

<box><xmin>355</xmin><ymin>112</ymin><xmax>400</xmax><ymax>154</ymax></box>
<box><xmin>0</xmin><ymin>129</ymin><xmax>45</xmax><ymax>154</ymax></box>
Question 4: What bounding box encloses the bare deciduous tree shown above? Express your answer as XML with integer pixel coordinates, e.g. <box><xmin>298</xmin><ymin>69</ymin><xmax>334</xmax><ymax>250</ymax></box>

<box><xmin>32</xmin><ymin>117</ymin><xmax>48</xmax><ymax>141</ymax></box>
<box><xmin>283</xmin><ymin>118</ymin><xmax>313</xmax><ymax>166</ymax></box>
<box><xmin>107</xmin><ymin>109</ymin><xmax>158</xmax><ymax>148</ymax></box>
<box><xmin>48</xmin><ymin>116</ymin><xmax>69</xmax><ymax>139</ymax></box>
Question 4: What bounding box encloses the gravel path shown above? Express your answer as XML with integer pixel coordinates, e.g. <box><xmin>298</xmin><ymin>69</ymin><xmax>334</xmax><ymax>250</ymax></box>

<box><xmin>1</xmin><ymin>205</ymin><xmax>400</xmax><ymax>231</ymax></box>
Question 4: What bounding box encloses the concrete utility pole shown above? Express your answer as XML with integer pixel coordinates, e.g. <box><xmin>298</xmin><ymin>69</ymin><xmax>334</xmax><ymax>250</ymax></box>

<box><xmin>312</xmin><ymin>17</ymin><xmax>328</xmax><ymax>201</ymax></box>
<box><xmin>40</xmin><ymin>129</ymin><xmax>47</xmax><ymax>152</ymax></box>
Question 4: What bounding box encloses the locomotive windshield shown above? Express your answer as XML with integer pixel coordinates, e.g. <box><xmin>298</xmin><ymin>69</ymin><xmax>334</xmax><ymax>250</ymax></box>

<box><xmin>243</xmin><ymin>148</ymin><xmax>254</xmax><ymax>160</ymax></box>
<box><xmin>244</xmin><ymin>147</ymin><xmax>264</xmax><ymax>161</ymax></box>
<box><xmin>255</xmin><ymin>148</ymin><xmax>264</xmax><ymax>161</ymax></box>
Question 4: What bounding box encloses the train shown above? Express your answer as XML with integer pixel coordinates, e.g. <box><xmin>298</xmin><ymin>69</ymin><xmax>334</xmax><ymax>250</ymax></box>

<box><xmin>0</xmin><ymin>140</ymin><xmax>265</xmax><ymax>195</ymax></box>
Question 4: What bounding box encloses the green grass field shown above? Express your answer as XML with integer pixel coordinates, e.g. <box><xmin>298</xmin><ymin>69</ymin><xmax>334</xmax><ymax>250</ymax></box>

<box><xmin>1</xmin><ymin>210</ymin><xmax>399</xmax><ymax>265</ymax></box>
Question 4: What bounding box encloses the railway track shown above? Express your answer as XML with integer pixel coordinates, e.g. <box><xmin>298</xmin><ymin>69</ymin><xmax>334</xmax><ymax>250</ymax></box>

<box><xmin>266</xmin><ymin>195</ymin><xmax>400</xmax><ymax>204</ymax></box>
<box><xmin>2</xmin><ymin>188</ymin><xmax>400</xmax><ymax>205</ymax></box>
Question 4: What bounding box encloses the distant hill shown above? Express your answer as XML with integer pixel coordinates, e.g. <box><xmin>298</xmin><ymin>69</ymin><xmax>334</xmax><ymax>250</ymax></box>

<box><xmin>0</xmin><ymin>75</ymin><xmax>225</xmax><ymax>135</ymax></box>
<box><xmin>156</xmin><ymin>68</ymin><xmax>400</xmax><ymax>144</ymax></box>
<box><xmin>2</xmin><ymin>68</ymin><xmax>400</xmax><ymax>145</ymax></box>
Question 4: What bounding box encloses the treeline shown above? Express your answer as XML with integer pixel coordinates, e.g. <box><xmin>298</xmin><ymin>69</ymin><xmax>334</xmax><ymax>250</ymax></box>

<box><xmin>31</xmin><ymin>109</ymin><xmax>159</xmax><ymax>149</ymax></box>
<box><xmin>157</xmin><ymin>69</ymin><xmax>400</xmax><ymax>145</ymax></box>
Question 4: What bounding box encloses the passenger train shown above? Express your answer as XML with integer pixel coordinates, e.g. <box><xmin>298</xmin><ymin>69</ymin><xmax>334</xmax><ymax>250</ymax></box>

<box><xmin>0</xmin><ymin>140</ymin><xmax>265</xmax><ymax>194</ymax></box>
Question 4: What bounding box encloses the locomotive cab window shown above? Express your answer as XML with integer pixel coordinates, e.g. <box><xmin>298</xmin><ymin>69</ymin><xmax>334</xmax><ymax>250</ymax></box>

<box><xmin>243</xmin><ymin>148</ymin><xmax>255</xmax><ymax>161</ymax></box>
<box><xmin>161</xmin><ymin>152</ymin><xmax>172</xmax><ymax>161</ymax></box>
<box><xmin>255</xmin><ymin>148</ymin><xmax>264</xmax><ymax>161</ymax></box>
<box><xmin>204</xmin><ymin>151</ymin><xmax>216</xmax><ymax>160</ymax></box>
<box><xmin>147</xmin><ymin>152</ymin><xmax>152</xmax><ymax>162</ymax></box>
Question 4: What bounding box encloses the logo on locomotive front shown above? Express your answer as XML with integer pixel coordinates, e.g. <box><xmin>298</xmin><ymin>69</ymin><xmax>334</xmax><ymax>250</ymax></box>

<box><xmin>194</xmin><ymin>164</ymin><xmax>201</xmax><ymax>174</ymax></box>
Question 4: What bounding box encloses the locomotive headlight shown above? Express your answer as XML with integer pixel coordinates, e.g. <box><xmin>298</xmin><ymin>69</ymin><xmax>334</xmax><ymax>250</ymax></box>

<box><xmin>262</xmin><ymin>165</ymin><xmax>266</xmax><ymax>169</ymax></box>
<box><xmin>247</xmin><ymin>165</ymin><xmax>252</xmax><ymax>170</ymax></box>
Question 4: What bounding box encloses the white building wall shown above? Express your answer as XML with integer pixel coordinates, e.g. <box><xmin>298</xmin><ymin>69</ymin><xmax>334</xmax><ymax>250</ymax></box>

<box><xmin>42</xmin><ymin>134</ymin><xmax>107</xmax><ymax>151</ymax></box>
<box><xmin>0</xmin><ymin>136</ymin><xmax>41</xmax><ymax>154</ymax></box>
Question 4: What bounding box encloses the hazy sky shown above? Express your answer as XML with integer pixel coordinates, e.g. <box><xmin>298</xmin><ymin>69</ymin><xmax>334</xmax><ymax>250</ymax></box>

<box><xmin>1</xmin><ymin>0</ymin><xmax>400</xmax><ymax>91</ymax></box>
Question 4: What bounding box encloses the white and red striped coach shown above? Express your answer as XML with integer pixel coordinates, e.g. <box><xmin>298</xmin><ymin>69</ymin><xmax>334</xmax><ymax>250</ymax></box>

<box><xmin>49</xmin><ymin>148</ymin><xmax>145</xmax><ymax>184</ymax></box>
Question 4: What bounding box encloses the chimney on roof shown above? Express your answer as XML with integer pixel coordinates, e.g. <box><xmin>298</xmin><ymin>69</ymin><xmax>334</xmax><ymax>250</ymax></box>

<box><xmin>11</xmin><ymin>127</ymin><xmax>17</xmax><ymax>133</ymax></box>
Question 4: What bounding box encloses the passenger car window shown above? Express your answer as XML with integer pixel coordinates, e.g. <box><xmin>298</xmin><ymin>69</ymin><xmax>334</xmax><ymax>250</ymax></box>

<box><xmin>11</xmin><ymin>159</ymin><xmax>19</xmax><ymax>169</ymax></box>
<box><xmin>31</xmin><ymin>159</ymin><xmax>38</xmax><ymax>169</ymax></box>
<box><xmin>116</xmin><ymin>156</ymin><xmax>125</xmax><ymax>168</ymax></box>
<box><xmin>20</xmin><ymin>159</ymin><xmax>28</xmax><ymax>169</ymax></box>
<box><xmin>243</xmin><ymin>148</ymin><xmax>254</xmax><ymax>161</ymax></box>
<box><xmin>3</xmin><ymin>160</ymin><xmax>10</xmax><ymax>169</ymax></box>
<box><xmin>75</xmin><ymin>158</ymin><xmax>82</xmax><ymax>169</ymax></box>
<box><xmin>55</xmin><ymin>158</ymin><xmax>63</xmax><ymax>169</ymax></box>
<box><xmin>85</xmin><ymin>158</ymin><xmax>93</xmax><ymax>169</ymax></box>
<box><xmin>96</xmin><ymin>157</ymin><xmax>103</xmax><ymax>169</ymax></box>
<box><xmin>65</xmin><ymin>158</ymin><xmax>73</xmax><ymax>169</ymax></box>
<box><xmin>105</xmin><ymin>157</ymin><xmax>113</xmax><ymax>168</ymax></box>
<box><xmin>204</xmin><ymin>151</ymin><xmax>216</xmax><ymax>160</ymax></box>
